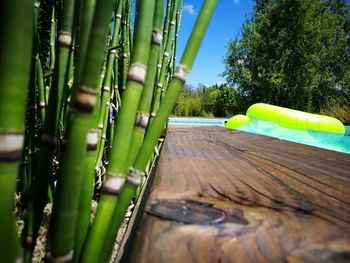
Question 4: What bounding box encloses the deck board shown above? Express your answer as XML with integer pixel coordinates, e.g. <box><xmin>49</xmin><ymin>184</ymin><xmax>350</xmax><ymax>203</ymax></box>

<box><xmin>122</xmin><ymin>126</ymin><xmax>350</xmax><ymax>262</ymax></box>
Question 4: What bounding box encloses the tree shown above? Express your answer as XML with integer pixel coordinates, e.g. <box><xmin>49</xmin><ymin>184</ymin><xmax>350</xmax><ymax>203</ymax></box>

<box><xmin>213</xmin><ymin>85</ymin><xmax>238</xmax><ymax>117</ymax></box>
<box><xmin>173</xmin><ymin>84</ymin><xmax>238</xmax><ymax>117</ymax></box>
<box><xmin>223</xmin><ymin>0</ymin><xmax>350</xmax><ymax>113</ymax></box>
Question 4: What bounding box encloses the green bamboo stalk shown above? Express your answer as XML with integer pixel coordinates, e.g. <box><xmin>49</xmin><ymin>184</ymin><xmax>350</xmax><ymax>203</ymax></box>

<box><xmin>20</xmin><ymin>4</ymin><xmax>48</xmax><ymax>259</ymax></box>
<box><xmin>68</xmin><ymin>0</ymin><xmax>99</xmax><ymax>260</ymax></box>
<box><xmin>72</xmin><ymin>93</ymin><xmax>101</xmax><ymax>263</ymax></box>
<box><xmin>0</xmin><ymin>0</ymin><xmax>33</xmax><ymax>261</ymax></box>
<box><xmin>109</xmin><ymin>54</ymin><xmax>121</xmax><ymax>146</ymax></box>
<box><xmin>127</xmin><ymin>0</ymin><xmax>133</xmax><ymax>53</ymax></box>
<box><xmin>44</xmin><ymin>4</ymin><xmax>56</xmax><ymax>101</ymax></box>
<box><xmin>105</xmin><ymin>1</ymin><xmax>219</xmax><ymax>250</ymax></box>
<box><xmin>50</xmin><ymin>5</ymin><xmax>56</xmax><ymax>71</ymax></box>
<box><xmin>172</xmin><ymin>3</ymin><xmax>182</xmax><ymax>75</ymax></box>
<box><xmin>114</xmin><ymin>53</ymin><xmax>122</xmax><ymax>109</ymax></box>
<box><xmin>37</xmin><ymin>58</ymin><xmax>46</xmax><ymax>123</ymax></box>
<box><xmin>21</xmin><ymin>53</ymin><xmax>38</xmax><ymax>261</ymax></box>
<box><xmin>46</xmin><ymin>0</ymin><xmax>114</xmax><ymax>260</ymax></box>
<box><xmin>95</xmin><ymin>0</ymin><xmax>124</xmax><ymax>170</ymax></box>
<box><xmin>127</xmin><ymin>0</ymin><xmax>165</xmax><ymax>168</ymax></box>
<box><xmin>136</xmin><ymin>0</ymin><xmax>218</xmax><ymax>170</ymax></box>
<box><xmin>150</xmin><ymin>0</ymin><xmax>172</xmax><ymax>114</ymax></box>
<box><xmin>66</xmin><ymin>0</ymin><xmax>98</xmax><ymax>124</ymax></box>
<box><xmin>163</xmin><ymin>0</ymin><xmax>180</xmax><ymax>62</ymax></box>
<box><xmin>94</xmin><ymin>89</ymin><xmax>110</xmax><ymax>171</ymax></box>
<box><xmin>72</xmin><ymin>0</ymin><xmax>96</xmax><ymax>90</ymax></box>
<box><xmin>71</xmin><ymin>54</ymin><xmax>107</xmax><ymax>263</ymax></box>
<box><xmin>81</xmin><ymin>1</ymin><xmax>156</xmax><ymax>262</ymax></box>
<box><xmin>162</xmin><ymin>0</ymin><xmax>172</xmax><ymax>51</ymax></box>
<box><xmin>151</xmin><ymin>0</ymin><xmax>180</xmax><ymax>115</ymax></box>
<box><xmin>73</xmin><ymin>2</ymin><xmax>124</xmax><ymax>260</ymax></box>
<box><xmin>91</xmin><ymin>60</ymin><xmax>107</xmax><ymax>177</ymax></box>
<box><xmin>23</xmin><ymin>0</ymin><xmax>41</xmax><ymax>196</ymax></box>
<box><xmin>23</xmin><ymin>0</ymin><xmax>77</xmax><ymax>253</ymax></box>
<box><xmin>120</xmin><ymin>0</ymin><xmax>131</xmax><ymax>94</ymax></box>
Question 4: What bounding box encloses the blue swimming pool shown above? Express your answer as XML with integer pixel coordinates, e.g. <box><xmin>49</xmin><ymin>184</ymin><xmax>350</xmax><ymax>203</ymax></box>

<box><xmin>168</xmin><ymin>117</ymin><xmax>350</xmax><ymax>154</ymax></box>
<box><xmin>168</xmin><ymin>117</ymin><xmax>227</xmax><ymax>126</ymax></box>
<box><xmin>238</xmin><ymin>121</ymin><xmax>350</xmax><ymax>154</ymax></box>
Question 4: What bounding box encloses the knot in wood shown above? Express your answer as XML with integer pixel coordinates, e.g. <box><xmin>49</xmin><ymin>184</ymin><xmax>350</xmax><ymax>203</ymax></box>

<box><xmin>147</xmin><ymin>199</ymin><xmax>249</xmax><ymax>226</ymax></box>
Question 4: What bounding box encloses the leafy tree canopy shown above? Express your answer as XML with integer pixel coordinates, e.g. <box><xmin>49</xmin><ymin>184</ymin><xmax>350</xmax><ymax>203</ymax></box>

<box><xmin>223</xmin><ymin>0</ymin><xmax>350</xmax><ymax>114</ymax></box>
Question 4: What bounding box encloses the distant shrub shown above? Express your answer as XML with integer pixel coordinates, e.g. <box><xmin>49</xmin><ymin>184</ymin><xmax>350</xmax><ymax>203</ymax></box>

<box><xmin>320</xmin><ymin>106</ymin><xmax>350</xmax><ymax>125</ymax></box>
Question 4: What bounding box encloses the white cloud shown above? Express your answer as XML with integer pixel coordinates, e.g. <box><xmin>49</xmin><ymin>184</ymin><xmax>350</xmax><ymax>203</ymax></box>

<box><xmin>183</xmin><ymin>4</ymin><xmax>196</xmax><ymax>15</ymax></box>
<box><xmin>233</xmin><ymin>0</ymin><xmax>240</xmax><ymax>4</ymax></box>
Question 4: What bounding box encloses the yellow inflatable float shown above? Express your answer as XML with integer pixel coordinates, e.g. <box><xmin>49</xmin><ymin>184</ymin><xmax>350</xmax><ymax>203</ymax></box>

<box><xmin>226</xmin><ymin>103</ymin><xmax>345</xmax><ymax>135</ymax></box>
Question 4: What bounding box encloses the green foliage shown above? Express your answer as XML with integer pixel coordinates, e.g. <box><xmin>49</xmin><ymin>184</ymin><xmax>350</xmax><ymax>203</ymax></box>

<box><xmin>223</xmin><ymin>0</ymin><xmax>350</xmax><ymax>113</ymax></box>
<box><xmin>321</xmin><ymin>106</ymin><xmax>350</xmax><ymax>124</ymax></box>
<box><xmin>0</xmin><ymin>0</ymin><xmax>218</xmax><ymax>261</ymax></box>
<box><xmin>173</xmin><ymin>84</ymin><xmax>238</xmax><ymax>117</ymax></box>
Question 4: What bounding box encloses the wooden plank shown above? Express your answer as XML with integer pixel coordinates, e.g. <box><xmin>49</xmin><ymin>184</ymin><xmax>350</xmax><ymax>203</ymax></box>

<box><xmin>121</xmin><ymin>126</ymin><xmax>350</xmax><ymax>262</ymax></box>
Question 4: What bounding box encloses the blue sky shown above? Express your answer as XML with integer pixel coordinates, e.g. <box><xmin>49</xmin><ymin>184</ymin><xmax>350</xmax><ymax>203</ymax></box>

<box><xmin>177</xmin><ymin>0</ymin><xmax>254</xmax><ymax>87</ymax></box>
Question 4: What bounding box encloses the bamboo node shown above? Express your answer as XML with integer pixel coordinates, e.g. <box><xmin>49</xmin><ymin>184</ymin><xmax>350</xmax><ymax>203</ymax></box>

<box><xmin>46</xmin><ymin>249</ymin><xmax>73</xmax><ymax>263</ymax></box>
<box><xmin>123</xmin><ymin>53</ymin><xmax>128</xmax><ymax>58</ymax></box>
<box><xmin>164</xmin><ymin>52</ymin><xmax>170</xmax><ymax>58</ymax></box>
<box><xmin>102</xmin><ymin>175</ymin><xmax>126</xmax><ymax>195</ymax></box>
<box><xmin>127</xmin><ymin>169</ymin><xmax>145</xmax><ymax>186</ymax></box>
<box><xmin>87</xmin><ymin>131</ymin><xmax>98</xmax><ymax>151</ymax></box>
<box><xmin>38</xmin><ymin>101</ymin><xmax>46</xmax><ymax>108</ymax></box>
<box><xmin>110</xmin><ymin>49</ymin><xmax>117</xmax><ymax>54</ymax></box>
<box><xmin>135</xmin><ymin>112</ymin><xmax>150</xmax><ymax>129</ymax></box>
<box><xmin>174</xmin><ymin>64</ymin><xmax>189</xmax><ymax>82</ymax></box>
<box><xmin>157</xmin><ymin>64</ymin><xmax>162</xmax><ymax>68</ymax></box>
<box><xmin>58</xmin><ymin>31</ymin><xmax>72</xmax><ymax>48</ymax></box>
<box><xmin>116</xmin><ymin>13</ymin><xmax>122</xmax><ymax>19</ymax></box>
<box><xmin>111</xmin><ymin>103</ymin><xmax>118</xmax><ymax>112</ymax></box>
<box><xmin>98</xmin><ymin>124</ymin><xmax>104</xmax><ymax>130</ymax></box>
<box><xmin>76</xmin><ymin>87</ymin><xmax>97</xmax><ymax>113</ymax></box>
<box><xmin>152</xmin><ymin>30</ymin><xmax>163</xmax><ymax>45</ymax></box>
<box><xmin>157</xmin><ymin>82</ymin><xmax>163</xmax><ymax>88</ymax></box>
<box><xmin>127</xmin><ymin>64</ymin><xmax>147</xmax><ymax>85</ymax></box>
<box><xmin>0</xmin><ymin>133</ymin><xmax>24</xmax><ymax>162</ymax></box>
<box><xmin>170</xmin><ymin>21</ymin><xmax>176</xmax><ymax>26</ymax></box>
<box><xmin>151</xmin><ymin>112</ymin><xmax>156</xmax><ymax>117</ymax></box>
<box><xmin>102</xmin><ymin>86</ymin><xmax>110</xmax><ymax>92</ymax></box>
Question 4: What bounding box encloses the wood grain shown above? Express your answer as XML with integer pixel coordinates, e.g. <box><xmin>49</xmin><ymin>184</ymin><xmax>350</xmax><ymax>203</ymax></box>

<box><xmin>122</xmin><ymin>126</ymin><xmax>350</xmax><ymax>263</ymax></box>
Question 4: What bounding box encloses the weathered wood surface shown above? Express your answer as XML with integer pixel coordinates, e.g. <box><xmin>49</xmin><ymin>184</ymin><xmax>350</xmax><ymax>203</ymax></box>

<box><xmin>123</xmin><ymin>126</ymin><xmax>350</xmax><ymax>263</ymax></box>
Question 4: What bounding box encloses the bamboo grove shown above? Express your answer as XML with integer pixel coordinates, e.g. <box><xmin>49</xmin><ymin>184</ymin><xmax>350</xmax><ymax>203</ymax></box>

<box><xmin>0</xmin><ymin>0</ymin><xmax>218</xmax><ymax>262</ymax></box>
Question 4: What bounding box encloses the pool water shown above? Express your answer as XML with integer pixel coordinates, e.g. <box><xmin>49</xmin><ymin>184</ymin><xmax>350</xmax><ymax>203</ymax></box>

<box><xmin>238</xmin><ymin>120</ymin><xmax>350</xmax><ymax>154</ymax></box>
<box><xmin>168</xmin><ymin>117</ymin><xmax>227</xmax><ymax>126</ymax></box>
<box><xmin>167</xmin><ymin>117</ymin><xmax>350</xmax><ymax>154</ymax></box>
